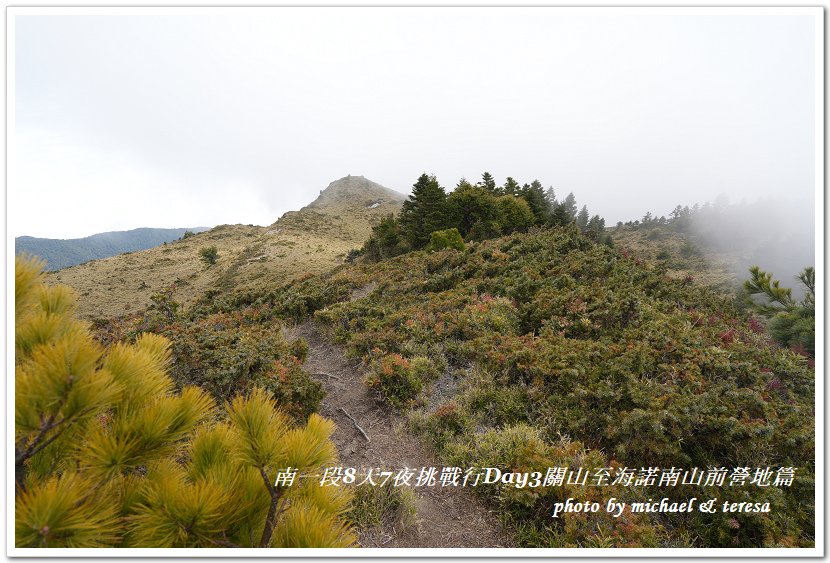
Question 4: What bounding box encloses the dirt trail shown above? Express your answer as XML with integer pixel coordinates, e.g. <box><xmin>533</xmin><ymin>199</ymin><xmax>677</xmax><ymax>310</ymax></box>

<box><xmin>286</xmin><ymin>307</ymin><xmax>512</xmax><ymax>548</ymax></box>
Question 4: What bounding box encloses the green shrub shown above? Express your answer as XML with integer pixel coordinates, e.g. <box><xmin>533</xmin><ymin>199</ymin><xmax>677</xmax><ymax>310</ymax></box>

<box><xmin>425</xmin><ymin>228</ymin><xmax>465</xmax><ymax>252</ymax></box>
<box><xmin>680</xmin><ymin>240</ymin><xmax>700</xmax><ymax>258</ymax></box>
<box><xmin>441</xmin><ymin>425</ymin><xmax>661</xmax><ymax>547</ymax></box>
<box><xmin>646</xmin><ymin>228</ymin><xmax>664</xmax><ymax>240</ymax></box>
<box><xmin>345</xmin><ymin>248</ymin><xmax>363</xmax><ymax>263</ymax></box>
<box><xmin>199</xmin><ymin>245</ymin><xmax>219</xmax><ymax>266</ymax></box>
<box><xmin>365</xmin><ymin>353</ymin><xmax>438</xmax><ymax>407</ymax></box>
<box><xmin>187</xmin><ymin>317</ymin><xmax>318</xmax><ymax>418</ymax></box>
<box><xmin>346</xmin><ymin>479</ymin><xmax>417</xmax><ymax>531</ymax></box>
<box><xmin>146</xmin><ymin>311</ymin><xmax>323</xmax><ymax>420</ymax></box>
<box><xmin>408</xmin><ymin>400</ymin><xmax>470</xmax><ymax>450</ymax></box>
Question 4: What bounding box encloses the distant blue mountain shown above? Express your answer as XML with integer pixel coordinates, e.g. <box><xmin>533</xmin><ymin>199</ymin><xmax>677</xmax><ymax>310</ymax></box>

<box><xmin>16</xmin><ymin>227</ymin><xmax>211</xmax><ymax>271</ymax></box>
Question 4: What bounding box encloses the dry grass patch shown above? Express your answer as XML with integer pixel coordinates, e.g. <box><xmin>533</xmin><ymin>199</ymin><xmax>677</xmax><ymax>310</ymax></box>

<box><xmin>47</xmin><ymin>182</ymin><xmax>405</xmax><ymax>319</ymax></box>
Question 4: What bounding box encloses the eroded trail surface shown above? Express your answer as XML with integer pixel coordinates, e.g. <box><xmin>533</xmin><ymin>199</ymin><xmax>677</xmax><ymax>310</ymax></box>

<box><xmin>286</xmin><ymin>318</ymin><xmax>512</xmax><ymax>548</ymax></box>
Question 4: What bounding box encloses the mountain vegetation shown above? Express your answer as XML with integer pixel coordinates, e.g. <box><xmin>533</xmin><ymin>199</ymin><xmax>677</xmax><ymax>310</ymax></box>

<box><xmin>613</xmin><ymin>199</ymin><xmax>814</xmax><ymax>299</ymax></box>
<box><xmin>17</xmin><ymin>174</ymin><xmax>815</xmax><ymax>549</ymax></box>
<box><xmin>14</xmin><ymin>256</ymin><xmax>355</xmax><ymax>548</ymax></box>
<box><xmin>743</xmin><ymin>266</ymin><xmax>815</xmax><ymax>356</ymax></box>
<box><xmin>199</xmin><ymin>245</ymin><xmax>219</xmax><ymax>267</ymax></box>
<box><xmin>359</xmin><ymin>172</ymin><xmax>610</xmax><ymax>261</ymax></box>
<box><xmin>192</xmin><ymin>210</ymin><xmax>813</xmax><ymax>547</ymax></box>
<box><xmin>16</xmin><ymin>227</ymin><xmax>210</xmax><ymax>271</ymax></box>
<box><xmin>45</xmin><ymin>176</ymin><xmax>406</xmax><ymax>319</ymax></box>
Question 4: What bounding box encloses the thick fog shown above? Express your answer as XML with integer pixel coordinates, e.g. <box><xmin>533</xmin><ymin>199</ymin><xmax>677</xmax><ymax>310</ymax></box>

<box><xmin>11</xmin><ymin>9</ymin><xmax>819</xmax><ymax>241</ymax></box>
<box><xmin>683</xmin><ymin>195</ymin><xmax>816</xmax><ymax>296</ymax></box>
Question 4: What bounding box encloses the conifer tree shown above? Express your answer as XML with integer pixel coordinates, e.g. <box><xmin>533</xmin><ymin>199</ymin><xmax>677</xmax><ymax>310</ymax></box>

<box><xmin>399</xmin><ymin>174</ymin><xmax>450</xmax><ymax>249</ymax></box>
<box><xmin>363</xmin><ymin>214</ymin><xmax>407</xmax><ymax>261</ymax></box>
<box><xmin>669</xmin><ymin>205</ymin><xmax>692</xmax><ymax>232</ymax></box>
<box><xmin>744</xmin><ymin>266</ymin><xmax>795</xmax><ymax>312</ymax></box>
<box><xmin>455</xmin><ymin>177</ymin><xmax>474</xmax><ymax>190</ymax></box>
<box><xmin>503</xmin><ymin>177</ymin><xmax>520</xmax><ymax>196</ymax></box>
<box><xmin>518</xmin><ymin>180</ymin><xmax>550</xmax><ymax>224</ymax></box>
<box><xmin>743</xmin><ymin>265</ymin><xmax>815</xmax><ymax>355</ymax></box>
<box><xmin>15</xmin><ymin>257</ymin><xmax>355</xmax><ymax>548</ymax></box>
<box><xmin>585</xmin><ymin>215</ymin><xmax>606</xmax><ymax>240</ymax></box>
<box><xmin>576</xmin><ymin>205</ymin><xmax>590</xmax><ymax>231</ymax></box>
<box><xmin>551</xmin><ymin>192</ymin><xmax>578</xmax><ymax>226</ymax></box>
<box><xmin>586</xmin><ymin>214</ymin><xmax>605</xmax><ymax>233</ymax></box>
<box><xmin>545</xmin><ymin>186</ymin><xmax>557</xmax><ymax>211</ymax></box>
<box><xmin>478</xmin><ymin>171</ymin><xmax>498</xmax><ymax>194</ymax></box>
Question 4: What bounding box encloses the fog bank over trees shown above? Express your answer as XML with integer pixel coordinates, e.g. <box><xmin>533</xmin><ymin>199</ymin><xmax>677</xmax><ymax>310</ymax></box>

<box><xmin>686</xmin><ymin>196</ymin><xmax>815</xmax><ymax>295</ymax></box>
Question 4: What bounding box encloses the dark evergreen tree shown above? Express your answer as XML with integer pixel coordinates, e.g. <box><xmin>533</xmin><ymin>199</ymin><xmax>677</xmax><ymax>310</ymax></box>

<box><xmin>585</xmin><ymin>215</ymin><xmax>606</xmax><ymax>240</ymax></box>
<box><xmin>362</xmin><ymin>215</ymin><xmax>408</xmax><ymax>261</ymax></box>
<box><xmin>456</xmin><ymin>177</ymin><xmax>474</xmax><ymax>190</ymax></box>
<box><xmin>669</xmin><ymin>205</ymin><xmax>692</xmax><ymax>232</ymax></box>
<box><xmin>552</xmin><ymin>192</ymin><xmax>577</xmax><ymax>226</ymax></box>
<box><xmin>588</xmin><ymin>214</ymin><xmax>605</xmax><ymax>231</ymax></box>
<box><xmin>478</xmin><ymin>171</ymin><xmax>498</xmax><ymax>194</ymax></box>
<box><xmin>545</xmin><ymin>186</ymin><xmax>557</xmax><ymax>211</ymax></box>
<box><xmin>467</xmin><ymin>218</ymin><xmax>502</xmax><ymax>241</ymax></box>
<box><xmin>518</xmin><ymin>180</ymin><xmax>550</xmax><ymax>224</ymax></box>
<box><xmin>531</xmin><ymin>180</ymin><xmax>546</xmax><ymax>200</ymax></box>
<box><xmin>576</xmin><ymin>205</ymin><xmax>590</xmax><ymax>231</ymax></box>
<box><xmin>399</xmin><ymin>174</ymin><xmax>450</xmax><ymax>249</ymax></box>
<box><xmin>503</xmin><ymin>177</ymin><xmax>520</xmax><ymax>196</ymax></box>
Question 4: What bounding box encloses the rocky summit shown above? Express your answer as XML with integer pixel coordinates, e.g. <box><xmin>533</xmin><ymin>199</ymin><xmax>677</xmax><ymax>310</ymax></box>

<box><xmin>305</xmin><ymin>175</ymin><xmax>406</xmax><ymax>211</ymax></box>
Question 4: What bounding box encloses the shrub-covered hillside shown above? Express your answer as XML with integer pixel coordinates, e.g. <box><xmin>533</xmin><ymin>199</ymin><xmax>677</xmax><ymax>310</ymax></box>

<box><xmin>207</xmin><ymin>225</ymin><xmax>814</xmax><ymax>548</ymax></box>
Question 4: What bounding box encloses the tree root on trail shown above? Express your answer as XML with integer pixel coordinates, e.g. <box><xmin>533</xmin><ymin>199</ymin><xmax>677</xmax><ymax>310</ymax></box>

<box><xmin>339</xmin><ymin>407</ymin><xmax>370</xmax><ymax>442</ymax></box>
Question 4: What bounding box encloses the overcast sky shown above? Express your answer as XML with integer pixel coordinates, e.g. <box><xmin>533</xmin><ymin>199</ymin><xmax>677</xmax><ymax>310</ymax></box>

<box><xmin>12</xmin><ymin>8</ymin><xmax>818</xmax><ymax>239</ymax></box>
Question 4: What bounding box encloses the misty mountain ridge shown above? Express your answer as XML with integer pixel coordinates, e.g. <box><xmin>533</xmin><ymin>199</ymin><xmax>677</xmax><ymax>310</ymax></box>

<box><xmin>16</xmin><ymin>227</ymin><xmax>210</xmax><ymax>271</ymax></box>
<box><xmin>41</xmin><ymin>173</ymin><xmax>813</xmax><ymax>320</ymax></box>
<box><xmin>47</xmin><ymin>175</ymin><xmax>405</xmax><ymax>319</ymax></box>
<box><xmin>616</xmin><ymin>195</ymin><xmax>815</xmax><ymax>299</ymax></box>
<box><xmin>686</xmin><ymin>197</ymin><xmax>814</xmax><ymax>294</ymax></box>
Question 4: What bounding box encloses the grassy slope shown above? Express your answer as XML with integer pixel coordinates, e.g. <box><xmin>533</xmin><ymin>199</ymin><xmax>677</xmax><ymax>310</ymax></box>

<box><xmin>16</xmin><ymin>227</ymin><xmax>211</xmax><ymax>271</ymax></box>
<box><xmin>609</xmin><ymin>225</ymin><xmax>738</xmax><ymax>293</ymax></box>
<box><xmin>49</xmin><ymin>176</ymin><xmax>405</xmax><ymax>319</ymax></box>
